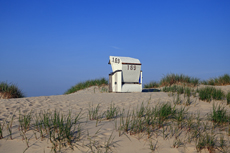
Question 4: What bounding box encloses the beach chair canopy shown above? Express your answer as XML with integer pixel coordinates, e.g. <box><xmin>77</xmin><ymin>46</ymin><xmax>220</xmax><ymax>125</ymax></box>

<box><xmin>108</xmin><ymin>56</ymin><xmax>141</xmax><ymax>83</ymax></box>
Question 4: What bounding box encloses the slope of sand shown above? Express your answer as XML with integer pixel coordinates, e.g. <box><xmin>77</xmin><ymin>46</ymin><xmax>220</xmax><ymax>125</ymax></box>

<box><xmin>0</xmin><ymin>85</ymin><xmax>230</xmax><ymax>153</ymax></box>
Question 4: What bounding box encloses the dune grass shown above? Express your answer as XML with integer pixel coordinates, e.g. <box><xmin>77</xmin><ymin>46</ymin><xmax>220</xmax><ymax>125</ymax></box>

<box><xmin>0</xmin><ymin>109</ymin><xmax>83</xmax><ymax>152</ymax></box>
<box><xmin>160</xmin><ymin>73</ymin><xmax>199</xmax><ymax>87</ymax></box>
<box><xmin>64</xmin><ymin>78</ymin><xmax>108</xmax><ymax>94</ymax></box>
<box><xmin>1</xmin><ymin>108</ymin><xmax>119</xmax><ymax>153</ymax></box>
<box><xmin>118</xmin><ymin>102</ymin><xmax>177</xmax><ymax>136</ymax></box>
<box><xmin>0</xmin><ymin>121</ymin><xmax>4</xmax><ymax>139</ymax></box>
<box><xmin>144</xmin><ymin>81</ymin><xmax>159</xmax><ymax>88</ymax></box>
<box><xmin>201</xmin><ymin>74</ymin><xmax>230</xmax><ymax>86</ymax></box>
<box><xmin>209</xmin><ymin>103</ymin><xmax>229</xmax><ymax>125</ymax></box>
<box><xmin>196</xmin><ymin>132</ymin><xmax>216</xmax><ymax>152</ymax></box>
<box><xmin>104</xmin><ymin>103</ymin><xmax>119</xmax><ymax>120</ymax></box>
<box><xmin>0</xmin><ymin>81</ymin><xmax>24</xmax><ymax>99</ymax></box>
<box><xmin>1</xmin><ymin>100</ymin><xmax>230</xmax><ymax>152</ymax></box>
<box><xmin>145</xmin><ymin>73</ymin><xmax>230</xmax><ymax>89</ymax></box>
<box><xmin>198</xmin><ymin>87</ymin><xmax>225</xmax><ymax>102</ymax></box>
<box><xmin>88</xmin><ymin>103</ymin><xmax>101</xmax><ymax>121</ymax></box>
<box><xmin>19</xmin><ymin>110</ymin><xmax>82</xmax><ymax>152</ymax></box>
<box><xmin>162</xmin><ymin>85</ymin><xmax>229</xmax><ymax>105</ymax></box>
<box><xmin>162</xmin><ymin>85</ymin><xmax>185</xmax><ymax>94</ymax></box>
<box><xmin>144</xmin><ymin>73</ymin><xmax>199</xmax><ymax>88</ymax></box>
<box><xmin>227</xmin><ymin>92</ymin><xmax>230</xmax><ymax>105</ymax></box>
<box><xmin>116</xmin><ymin>101</ymin><xmax>230</xmax><ymax>152</ymax></box>
<box><xmin>163</xmin><ymin>85</ymin><xmax>196</xmax><ymax>106</ymax></box>
<box><xmin>159</xmin><ymin>80</ymin><xmax>228</xmax><ymax>104</ymax></box>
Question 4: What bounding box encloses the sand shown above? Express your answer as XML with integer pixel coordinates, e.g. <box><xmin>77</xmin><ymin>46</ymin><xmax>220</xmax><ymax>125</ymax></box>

<box><xmin>0</xmin><ymin>85</ymin><xmax>230</xmax><ymax>153</ymax></box>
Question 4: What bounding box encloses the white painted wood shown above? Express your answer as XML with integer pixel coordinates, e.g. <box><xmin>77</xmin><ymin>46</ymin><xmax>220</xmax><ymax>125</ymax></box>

<box><xmin>122</xmin><ymin>64</ymin><xmax>141</xmax><ymax>82</ymax></box>
<box><xmin>121</xmin><ymin>84</ymin><xmax>142</xmax><ymax>92</ymax></box>
<box><xmin>108</xmin><ymin>56</ymin><xmax>142</xmax><ymax>92</ymax></box>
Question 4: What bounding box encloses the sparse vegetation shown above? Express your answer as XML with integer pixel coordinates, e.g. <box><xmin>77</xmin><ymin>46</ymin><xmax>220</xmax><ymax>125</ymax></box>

<box><xmin>198</xmin><ymin>87</ymin><xmax>225</xmax><ymax>102</ymax></box>
<box><xmin>88</xmin><ymin>103</ymin><xmax>101</xmax><ymax>120</ymax></box>
<box><xmin>0</xmin><ymin>81</ymin><xmax>24</xmax><ymax>99</ymax></box>
<box><xmin>86</xmin><ymin>128</ymin><xmax>116</xmax><ymax>153</ymax></box>
<box><xmin>21</xmin><ymin>110</ymin><xmax>82</xmax><ymax>152</ymax></box>
<box><xmin>1</xmin><ymin>99</ymin><xmax>230</xmax><ymax>152</ymax></box>
<box><xmin>1</xmin><ymin>74</ymin><xmax>230</xmax><ymax>152</ymax></box>
<box><xmin>145</xmin><ymin>73</ymin><xmax>230</xmax><ymax>89</ymax></box>
<box><xmin>104</xmin><ymin>103</ymin><xmax>119</xmax><ymax>120</ymax></box>
<box><xmin>144</xmin><ymin>73</ymin><xmax>200</xmax><ymax>88</ymax></box>
<box><xmin>160</xmin><ymin>73</ymin><xmax>199</xmax><ymax>86</ymax></box>
<box><xmin>114</xmin><ymin>100</ymin><xmax>230</xmax><ymax>152</ymax></box>
<box><xmin>201</xmin><ymin>74</ymin><xmax>230</xmax><ymax>86</ymax></box>
<box><xmin>0</xmin><ymin>121</ymin><xmax>4</xmax><ymax>139</ymax></box>
<box><xmin>162</xmin><ymin>83</ymin><xmax>228</xmax><ymax>105</ymax></box>
<box><xmin>162</xmin><ymin>85</ymin><xmax>185</xmax><ymax>94</ymax></box>
<box><xmin>227</xmin><ymin>91</ymin><xmax>230</xmax><ymax>105</ymax></box>
<box><xmin>64</xmin><ymin>78</ymin><xmax>108</xmax><ymax>94</ymax></box>
<box><xmin>144</xmin><ymin>81</ymin><xmax>159</xmax><ymax>88</ymax></box>
<box><xmin>100</xmin><ymin>86</ymin><xmax>108</xmax><ymax>93</ymax></box>
<box><xmin>0</xmin><ymin>109</ymin><xmax>84</xmax><ymax>152</ymax></box>
<box><xmin>209</xmin><ymin>103</ymin><xmax>229</xmax><ymax>125</ymax></box>
<box><xmin>196</xmin><ymin>132</ymin><xmax>216</xmax><ymax>152</ymax></box>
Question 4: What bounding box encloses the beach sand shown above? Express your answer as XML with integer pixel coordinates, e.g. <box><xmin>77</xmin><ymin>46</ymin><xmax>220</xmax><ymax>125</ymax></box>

<box><xmin>0</xmin><ymin>85</ymin><xmax>230</xmax><ymax>153</ymax></box>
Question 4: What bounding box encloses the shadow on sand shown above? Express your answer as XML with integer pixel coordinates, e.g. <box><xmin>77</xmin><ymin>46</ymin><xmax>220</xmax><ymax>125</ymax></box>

<box><xmin>142</xmin><ymin>88</ymin><xmax>161</xmax><ymax>92</ymax></box>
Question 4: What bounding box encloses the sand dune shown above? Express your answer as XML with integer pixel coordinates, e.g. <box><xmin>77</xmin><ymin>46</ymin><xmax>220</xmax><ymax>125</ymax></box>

<box><xmin>0</xmin><ymin>85</ymin><xmax>230</xmax><ymax>153</ymax></box>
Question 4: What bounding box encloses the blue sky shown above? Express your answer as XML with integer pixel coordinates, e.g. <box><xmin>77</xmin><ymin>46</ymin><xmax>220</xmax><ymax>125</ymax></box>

<box><xmin>1</xmin><ymin>0</ymin><xmax>230</xmax><ymax>97</ymax></box>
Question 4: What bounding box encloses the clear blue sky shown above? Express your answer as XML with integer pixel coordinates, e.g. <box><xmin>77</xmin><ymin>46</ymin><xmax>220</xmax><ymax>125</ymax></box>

<box><xmin>1</xmin><ymin>0</ymin><xmax>230</xmax><ymax>97</ymax></box>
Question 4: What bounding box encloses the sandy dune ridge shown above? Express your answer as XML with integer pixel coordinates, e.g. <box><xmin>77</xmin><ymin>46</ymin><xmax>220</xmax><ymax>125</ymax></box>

<box><xmin>0</xmin><ymin>85</ymin><xmax>230</xmax><ymax>153</ymax></box>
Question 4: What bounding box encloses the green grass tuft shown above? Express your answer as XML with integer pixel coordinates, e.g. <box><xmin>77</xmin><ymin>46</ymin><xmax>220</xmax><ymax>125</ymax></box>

<box><xmin>198</xmin><ymin>87</ymin><xmax>225</xmax><ymax>102</ymax></box>
<box><xmin>201</xmin><ymin>74</ymin><xmax>230</xmax><ymax>86</ymax></box>
<box><xmin>0</xmin><ymin>81</ymin><xmax>25</xmax><ymax>99</ymax></box>
<box><xmin>105</xmin><ymin>103</ymin><xmax>119</xmax><ymax>120</ymax></box>
<box><xmin>145</xmin><ymin>73</ymin><xmax>230</xmax><ymax>89</ymax></box>
<box><xmin>162</xmin><ymin>85</ymin><xmax>185</xmax><ymax>94</ymax></box>
<box><xmin>88</xmin><ymin>103</ymin><xmax>101</xmax><ymax>120</ymax></box>
<box><xmin>160</xmin><ymin>73</ymin><xmax>199</xmax><ymax>87</ymax></box>
<box><xmin>196</xmin><ymin>132</ymin><xmax>216</xmax><ymax>152</ymax></box>
<box><xmin>145</xmin><ymin>73</ymin><xmax>199</xmax><ymax>88</ymax></box>
<box><xmin>64</xmin><ymin>78</ymin><xmax>108</xmax><ymax>94</ymax></box>
<box><xmin>227</xmin><ymin>91</ymin><xmax>230</xmax><ymax>105</ymax></box>
<box><xmin>209</xmin><ymin>103</ymin><xmax>229</xmax><ymax>125</ymax></box>
<box><xmin>144</xmin><ymin>81</ymin><xmax>159</xmax><ymax>88</ymax></box>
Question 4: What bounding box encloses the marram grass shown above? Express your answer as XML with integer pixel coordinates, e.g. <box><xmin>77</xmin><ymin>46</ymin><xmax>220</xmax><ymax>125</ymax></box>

<box><xmin>1</xmin><ymin>100</ymin><xmax>230</xmax><ymax>152</ymax></box>
<box><xmin>144</xmin><ymin>81</ymin><xmax>159</xmax><ymax>88</ymax></box>
<box><xmin>160</xmin><ymin>73</ymin><xmax>199</xmax><ymax>87</ymax></box>
<box><xmin>144</xmin><ymin>73</ymin><xmax>199</xmax><ymax>88</ymax></box>
<box><xmin>64</xmin><ymin>78</ymin><xmax>108</xmax><ymax>94</ymax></box>
<box><xmin>198</xmin><ymin>87</ymin><xmax>225</xmax><ymax>102</ymax></box>
<box><xmin>201</xmin><ymin>74</ymin><xmax>230</xmax><ymax>86</ymax></box>
<box><xmin>116</xmin><ymin>101</ymin><xmax>230</xmax><ymax>152</ymax></box>
<box><xmin>0</xmin><ymin>81</ymin><xmax>24</xmax><ymax>99</ymax></box>
<box><xmin>162</xmin><ymin>85</ymin><xmax>185</xmax><ymax>94</ymax></box>
<box><xmin>145</xmin><ymin>73</ymin><xmax>230</xmax><ymax>88</ymax></box>
<box><xmin>209</xmin><ymin>103</ymin><xmax>229</xmax><ymax>125</ymax></box>
<box><xmin>227</xmin><ymin>91</ymin><xmax>230</xmax><ymax>105</ymax></box>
